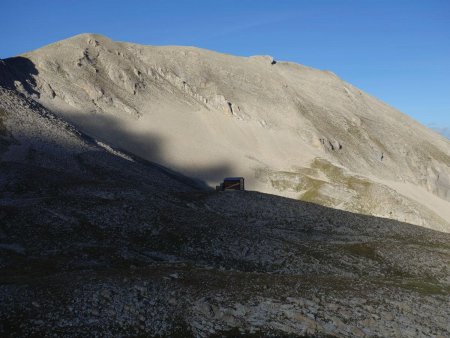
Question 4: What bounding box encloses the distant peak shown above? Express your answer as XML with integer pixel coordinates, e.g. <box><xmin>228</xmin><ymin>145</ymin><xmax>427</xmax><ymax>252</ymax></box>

<box><xmin>73</xmin><ymin>33</ymin><xmax>110</xmax><ymax>39</ymax></box>
<box><xmin>63</xmin><ymin>33</ymin><xmax>113</xmax><ymax>46</ymax></box>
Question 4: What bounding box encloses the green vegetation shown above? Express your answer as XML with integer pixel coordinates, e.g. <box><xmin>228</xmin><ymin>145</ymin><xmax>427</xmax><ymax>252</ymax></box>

<box><xmin>0</xmin><ymin>108</ymin><xmax>13</xmax><ymax>155</ymax></box>
<box><xmin>399</xmin><ymin>279</ymin><xmax>449</xmax><ymax>295</ymax></box>
<box><xmin>310</xmin><ymin>158</ymin><xmax>342</xmax><ymax>180</ymax></box>
<box><xmin>388</xmin><ymin>235</ymin><xmax>450</xmax><ymax>251</ymax></box>
<box><xmin>340</xmin><ymin>243</ymin><xmax>380</xmax><ymax>261</ymax></box>
<box><xmin>210</xmin><ymin>327</ymin><xmax>326</xmax><ymax>338</ymax></box>
<box><xmin>299</xmin><ymin>158</ymin><xmax>373</xmax><ymax>209</ymax></box>
<box><xmin>0</xmin><ymin>108</ymin><xmax>7</xmax><ymax>135</ymax></box>
<box><xmin>299</xmin><ymin>178</ymin><xmax>328</xmax><ymax>204</ymax></box>
<box><xmin>311</xmin><ymin>158</ymin><xmax>371</xmax><ymax>192</ymax></box>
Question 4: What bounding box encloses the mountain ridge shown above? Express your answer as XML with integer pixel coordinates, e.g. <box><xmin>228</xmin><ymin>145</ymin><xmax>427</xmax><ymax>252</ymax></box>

<box><xmin>2</xmin><ymin>33</ymin><xmax>449</xmax><ymax>231</ymax></box>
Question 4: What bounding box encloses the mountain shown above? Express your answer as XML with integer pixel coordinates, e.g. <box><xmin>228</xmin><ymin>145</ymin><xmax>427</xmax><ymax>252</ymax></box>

<box><xmin>2</xmin><ymin>33</ymin><xmax>450</xmax><ymax>231</ymax></box>
<box><xmin>2</xmin><ymin>33</ymin><xmax>449</xmax><ymax>232</ymax></box>
<box><xmin>0</xmin><ymin>85</ymin><xmax>449</xmax><ymax>336</ymax></box>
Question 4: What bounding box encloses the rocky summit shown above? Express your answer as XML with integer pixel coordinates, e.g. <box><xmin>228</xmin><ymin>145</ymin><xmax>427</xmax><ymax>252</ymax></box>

<box><xmin>0</xmin><ymin>35</ymin><xmax>449</xmax><ymax>337</ymax></box>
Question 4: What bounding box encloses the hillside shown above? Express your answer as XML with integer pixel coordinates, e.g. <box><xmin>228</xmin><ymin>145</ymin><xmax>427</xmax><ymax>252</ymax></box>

<box><xmin>1</xmin><ymin>33</ymin><xmax>449</xmax><ymax>231</ymax></box>
<box><xmin>0</xmin><ymin>86</ymin><xmax>449</xmax><ymax>336</ymax></box>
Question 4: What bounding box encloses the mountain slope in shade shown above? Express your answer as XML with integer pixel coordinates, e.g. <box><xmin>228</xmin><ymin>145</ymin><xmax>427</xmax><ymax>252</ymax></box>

<box><xmin>1</xmin><ymin>33</ymin><xmax>449</xmax><ymax>231</ymax></box>
<box><xmin>0</xmin><ymin>86</ymin><xmax>449</xmax><ymax>336</ymax></box>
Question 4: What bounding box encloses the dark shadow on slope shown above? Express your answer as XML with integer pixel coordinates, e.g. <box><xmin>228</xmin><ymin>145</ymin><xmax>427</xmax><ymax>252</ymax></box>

<box><xmin>0</xmin><ymin>87</ymin><xmax>228</xmax><ymax>194</ymax></box>
<box><xmin>63</xmin><ymin>117</ymin><xmax>217</xmax><ymax>191</ymax></box>
<box><xmin>52</xmin><ymin>107</ymin><xmax>233</xmax><ymax>190</ymax></box>
<box><xmin>0</xmin><ymin>57</ymin><xmax>39</xmax><ymax>96</ymax></box>
<box><xmin>0</xmin><ymin>56</ymin><xmax>260</xmax><ymax>192</ymax></box>
<box><xmin>0</xmin><ymin>54</ymin><xmax>233</xmax><ymax>189</ymax></box>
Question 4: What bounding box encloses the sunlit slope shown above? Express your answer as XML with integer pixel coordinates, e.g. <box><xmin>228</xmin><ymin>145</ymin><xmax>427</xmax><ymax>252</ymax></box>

<box><xmin>3</xmin><ymin>33</ymin><xmax>450</xmax><ymax>231</ymax></box>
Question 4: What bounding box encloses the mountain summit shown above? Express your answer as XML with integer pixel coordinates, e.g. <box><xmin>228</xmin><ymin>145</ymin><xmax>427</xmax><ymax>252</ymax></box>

<box><xmin>2</xmin><ymin>33</ymin><xmax>450</xmax><ymax>231</ymax></box>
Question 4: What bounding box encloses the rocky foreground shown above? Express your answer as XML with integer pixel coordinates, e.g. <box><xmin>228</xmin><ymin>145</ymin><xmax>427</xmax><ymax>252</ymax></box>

<box><xmin>0</xmin><ymin>88</ymin><xmax>449</xmax><ymax>337</ymax></box>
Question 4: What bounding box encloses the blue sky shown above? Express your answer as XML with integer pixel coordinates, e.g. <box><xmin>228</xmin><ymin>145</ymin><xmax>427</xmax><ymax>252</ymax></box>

<box><xmin>1</xmin><ymin>0</ymin><xmax>449</xmax><ymax>137</ymax></box>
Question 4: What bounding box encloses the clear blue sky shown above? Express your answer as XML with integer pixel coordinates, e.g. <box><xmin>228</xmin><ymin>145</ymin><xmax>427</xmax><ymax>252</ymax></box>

<box><xmin>1</xmin><ymin>0</ymin><xmax>449</xmax><ymax>137</ymax></box>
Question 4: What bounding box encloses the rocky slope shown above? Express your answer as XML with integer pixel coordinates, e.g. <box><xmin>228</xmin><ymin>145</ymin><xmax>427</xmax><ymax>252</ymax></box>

<box><xmin>1</xmin><ymin>85</ymin><xmax>450</xmax><ymax>336</ymax></box>
<box><xmin>1</xmin><ymin>33</ymin><xmax>449</xmax><ymax>231</ymax></box>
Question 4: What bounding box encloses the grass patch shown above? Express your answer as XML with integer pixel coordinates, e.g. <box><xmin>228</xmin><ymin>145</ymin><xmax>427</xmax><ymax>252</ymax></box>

<box><xmin>0</xmin><ymin>108</ymin><xmax>8</xmax><ymax>136</ymax></box>
<box><xmin>264</xmin><ymin>158</ymin><xmax>374</xmax><ymax>208</ymax></box>
<box><xmin>380</xmin><ymin>277</ymin><xmax>450</xmax><ymax>296</ymax></box>
<box><xmin>388</xmin><ymin>236</ymin><xmax>450</xmax><ymax>251</ymax></box>
<box><xmin>310</xmin><ymin>158</ymin><xmax>343</xmax><ymax>182</ymax></box>
<box><xmin>209</xmin><ymin>327</ymin><xmax>324</xmax><ymax>337</ymax></box>
<box><xmin>0</xmin><ymin>107</ymin><xmax>13</xmax><ymax>155</ymax></box>
<box><xmin>298</xmin><ymin>178</ymin><xmax>326</xmax><ymax>203</ymax></box>
<box><xmin>340</xmin><ymin>243</ymin><xmax>380</xmax><ymax>262</ymax></box>
<box><xmin>311</xmin><ymin>158</ymin><xmax>372</xmax><ymax>191</ymax></box>
<box><xmin>346</xmin><ymin>176</ymin><xmax>371</xmax><ymax>191</ymax></box>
